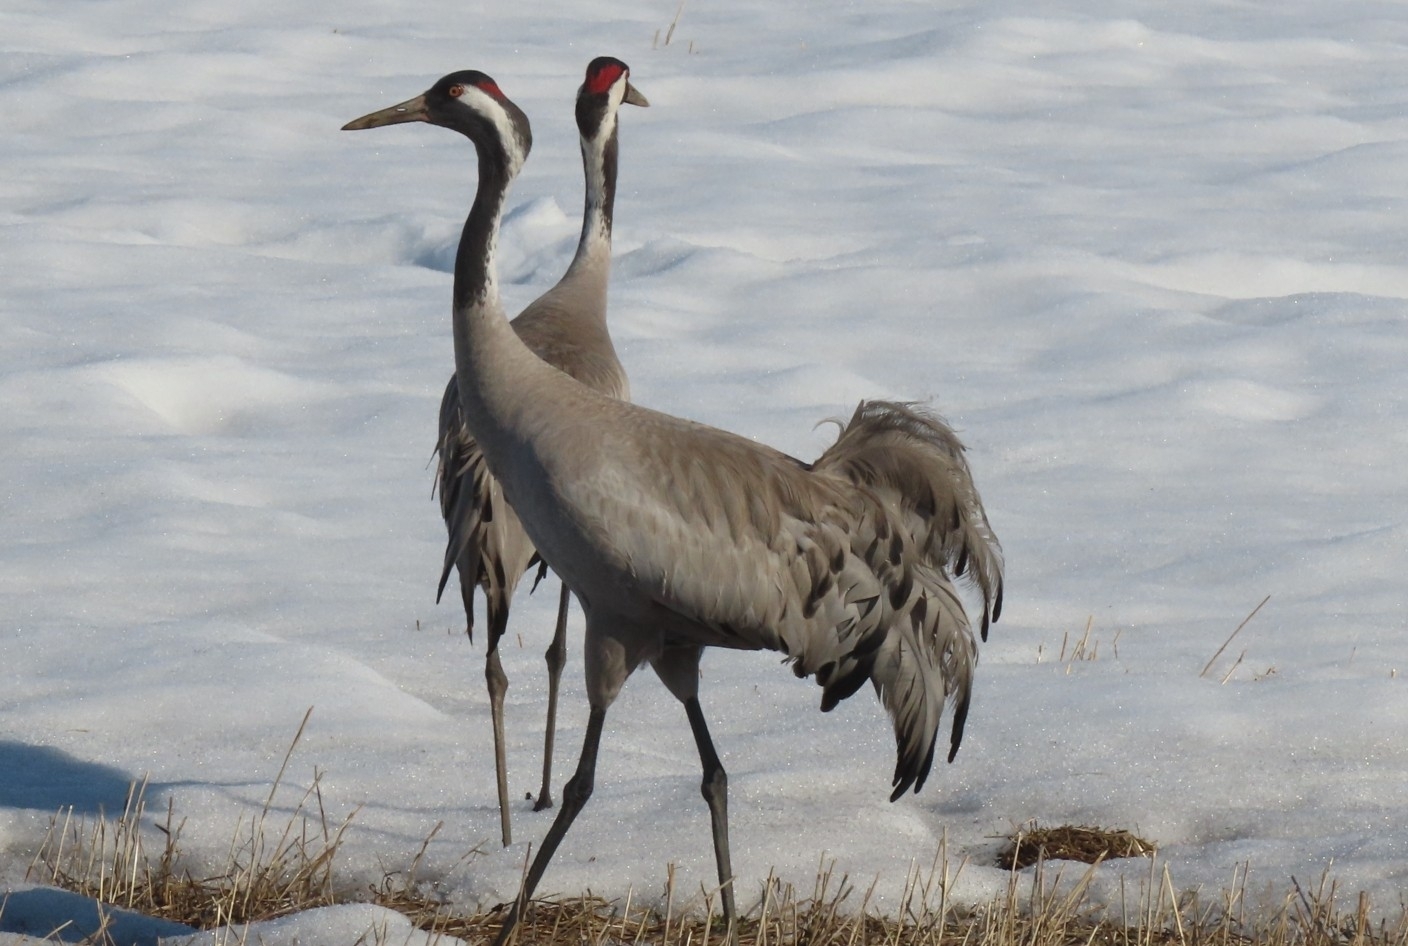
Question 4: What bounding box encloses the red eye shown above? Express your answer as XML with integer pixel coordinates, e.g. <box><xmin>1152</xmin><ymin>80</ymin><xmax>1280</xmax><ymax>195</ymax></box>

<box><xmin>448</xmin><ymin>84</ymin><xmax>465</xmax><ymax>97</ymax></box>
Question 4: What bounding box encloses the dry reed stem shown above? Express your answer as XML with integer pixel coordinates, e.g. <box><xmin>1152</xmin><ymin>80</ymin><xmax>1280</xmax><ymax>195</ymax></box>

<box><xmin>26</xmin><ymin>708</ymin><xmax>362</xmax><ymax>930</ymax></box>
<box><xmin>1201</xmin><ymin>595</ymin><xmax>1271</xmax><ymax>678</ymax></box>
<box><xmin>18</xmin><ymin>734</ymin><xmax>1408</xmax><ymax>946</ymax></box>
<box><xmin>20</xmin><ymin>836</ymin><xmax>1408</xmax><ymax>946</ymax></box>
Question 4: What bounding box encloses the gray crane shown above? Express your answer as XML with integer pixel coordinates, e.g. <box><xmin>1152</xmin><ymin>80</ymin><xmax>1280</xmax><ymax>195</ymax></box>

<box><xmin>351</xmin><ymin>58</ymin><xmax>645</xmax><ymax>849</ymax></box>
<box><xmin>343</xmin><ymin>69</ymin><xmax>1002</xmax><ymax>945</ymax></box>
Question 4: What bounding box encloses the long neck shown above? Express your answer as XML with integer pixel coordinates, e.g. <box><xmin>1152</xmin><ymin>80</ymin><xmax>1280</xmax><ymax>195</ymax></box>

<box><xmin>452</xmin><ymin>140</ymin><xmax>511</xmax><ymax>315</ymax></box>
<box><xmin>563</xmin><ymin>118</ymin><xmax>620</xmax><ymax>280</ymax></box>
<box><xmin>451</xmin><ymin>134</ymin><xmax>534</xmax><ymax>441</ymax></box>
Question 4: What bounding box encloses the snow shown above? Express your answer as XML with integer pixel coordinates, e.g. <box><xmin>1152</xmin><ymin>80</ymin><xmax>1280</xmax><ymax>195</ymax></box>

<box><xmin>0</xmin><ymin>885</ymin><xmax>194</xmax><ymax>946</ymax></box>
<box><xmin>4</xmin><ymin>0</ymin><xmax>1407</xmax><ymax>941</ymax></box>
<box><xmin>168</xmin><ymin>904</ymin><xmax>457</xmax><ymax>946</ymax></box>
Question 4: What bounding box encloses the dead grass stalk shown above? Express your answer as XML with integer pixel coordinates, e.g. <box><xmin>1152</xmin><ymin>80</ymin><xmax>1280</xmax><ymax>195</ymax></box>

<box><xmin>18</xmin><ymin>730</ymin><xmax>1408</xmax><ymax>946</ymax></box>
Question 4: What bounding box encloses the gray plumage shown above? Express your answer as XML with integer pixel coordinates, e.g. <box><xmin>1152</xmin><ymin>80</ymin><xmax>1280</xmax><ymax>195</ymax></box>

<box><xmin>344</xmin><ymin>67</ymin><xmax>1002</xmax><ymax>945</ymax></box>
<box><xmin>351</xmin><ymin>58</ymin><xmax>644</xmax><ymax>850</ymax></box>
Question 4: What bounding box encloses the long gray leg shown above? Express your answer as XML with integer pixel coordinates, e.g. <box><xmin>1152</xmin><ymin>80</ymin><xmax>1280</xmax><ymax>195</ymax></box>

<box><xmin>533</xmin><ymin>582</ymin><xmax>570</xmax><ymax>812</ymax></box>
<box><xmin>486</xmin><ymin>601</ymin><xmax>512</xmax><ymax>848</ymax></box>
<box><xmin>684</xmin><ymin>696</ymin><xmax>737</xmax><ymax>938</ymax></box>
<box><xmin>494</xmin><ymin>705</ymin><xmax>606</xmax><ymax>946</ymax></box>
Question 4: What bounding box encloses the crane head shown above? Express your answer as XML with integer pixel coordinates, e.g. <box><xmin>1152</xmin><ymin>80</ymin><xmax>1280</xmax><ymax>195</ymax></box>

<box><xmin>342</xmin><ymin>71</ymin><xmax>532</xmax><ymax>172</ymax></box>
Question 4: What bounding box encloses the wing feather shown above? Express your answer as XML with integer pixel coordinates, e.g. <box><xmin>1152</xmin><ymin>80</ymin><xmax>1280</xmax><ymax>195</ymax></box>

<box><xmin>556</xmin><ymin>403</ymin><xmax>996</xmax><ymax>798</ymax></box>
<box><xmin>813</xmin><ymin>400</ymin><xmax>1004</xmax><ymax>638</ymax></box>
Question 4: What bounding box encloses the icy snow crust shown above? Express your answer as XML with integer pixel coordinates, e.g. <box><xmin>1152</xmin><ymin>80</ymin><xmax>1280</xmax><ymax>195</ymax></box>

<box><xmin>3</xmin><ymin>0</ymin><xmax>1407</xmax><ymax>941</ymax></box>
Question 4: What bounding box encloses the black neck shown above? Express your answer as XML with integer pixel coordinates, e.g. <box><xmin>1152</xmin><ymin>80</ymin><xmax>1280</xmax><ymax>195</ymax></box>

<box><xmin>576</xmin><ymin>92</ymin><xmax>620</xmax><ymax>238</ymax></box>
<box><xmin>453</xmin><ymin>135</ymin><xmax>513</xmax><ymax>314</ymax></box>
<box><xmin>591</xmin><ymin>122</ymin><xmax>621</xmax><ymax>235</ymax></box>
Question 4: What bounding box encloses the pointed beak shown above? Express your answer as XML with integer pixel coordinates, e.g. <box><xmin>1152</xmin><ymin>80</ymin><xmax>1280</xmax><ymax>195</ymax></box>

<box><xmin>341</xmin><ymin>93</ymin><xmax>431</xmax><ymax>131</ymax></box>
<box><xmin>623</xmin><ymin>81</ymin><xmax>649</xmax><ymax>108</ymax></box>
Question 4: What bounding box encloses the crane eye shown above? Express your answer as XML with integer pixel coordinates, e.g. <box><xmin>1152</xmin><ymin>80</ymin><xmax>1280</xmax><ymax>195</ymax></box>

<box><xmin>448</xmin><ymin>84</ymin><xmax>465</xmax><ymax>97</ymax></box>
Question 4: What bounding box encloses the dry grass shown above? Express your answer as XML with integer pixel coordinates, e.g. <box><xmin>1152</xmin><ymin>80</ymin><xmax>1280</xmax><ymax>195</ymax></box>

<box><xmin>999</xmin><ymin>824</ymin><xmax>1156</xmax><ymax>870</ymax></box>
<box><xmin>13</xmin><ymin>716</ymin><xmax>1407</xmax><ymax>946</ymax></box>
<box><xmin>1201</xmin><ymin>596</ymin><xmax>1272</xmax><ymax>683</ymax></box>
<box><xmin>338</xmin><ymin>852</ymin><xmax>1408</xmax><ymax>946</ymax></box>
<box><xmin>27</xmin><ymin>709</ymin><xmax>355</xmax><ymax>930</ymax></box>
<box><xmin>1036</xmin><ymin>617</ymin><xmax>1122</xmax><ymax>669</ymax></box>
<box><xmin>22</xmin><ymin>802</ymin><xmax>1408</xmax><ymax>946</ymax></box>
<box><xmin>651</xmin><ymin>1</ymin><xmax>696</xmax><ymax>54</ymax></box>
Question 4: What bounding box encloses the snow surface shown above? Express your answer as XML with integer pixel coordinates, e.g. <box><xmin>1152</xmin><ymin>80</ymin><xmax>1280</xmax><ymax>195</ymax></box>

<box><xmin>4</xmin><ymin>0</ymin><xmax>1408</xmax><ymax>941</ymax></box>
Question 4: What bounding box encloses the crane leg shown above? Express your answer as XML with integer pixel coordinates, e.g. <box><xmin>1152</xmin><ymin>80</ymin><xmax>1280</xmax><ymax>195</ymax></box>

<box><xmin>494</xmin><ymin>705</ymin><xmax>606</xmax><ymax>946</ymax></box>
<box><xmin>486</xmin><ymin>643</ymin><xmax>512</xmax><ymax>848</ymax></box>
<box><xmin>685</xmin><ymin>696</ymin><xmax>737</xmax><ymax>940</ymax></box>
<box><xmin>533</xmin><ymin>582</ymin><xmax>570</xmax><ymax>812</ymax></box>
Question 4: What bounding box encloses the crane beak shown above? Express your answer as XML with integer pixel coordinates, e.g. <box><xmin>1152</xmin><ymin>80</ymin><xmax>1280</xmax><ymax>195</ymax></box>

<box><xmin>341</xmin><ymin>94</ymin><xmax>431</xmax><ymax>131</ymax></box>
<box><xmin>623</xmin><ymin>81</ymin><xmax>649</xmax><ymax>108</ymax></box>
